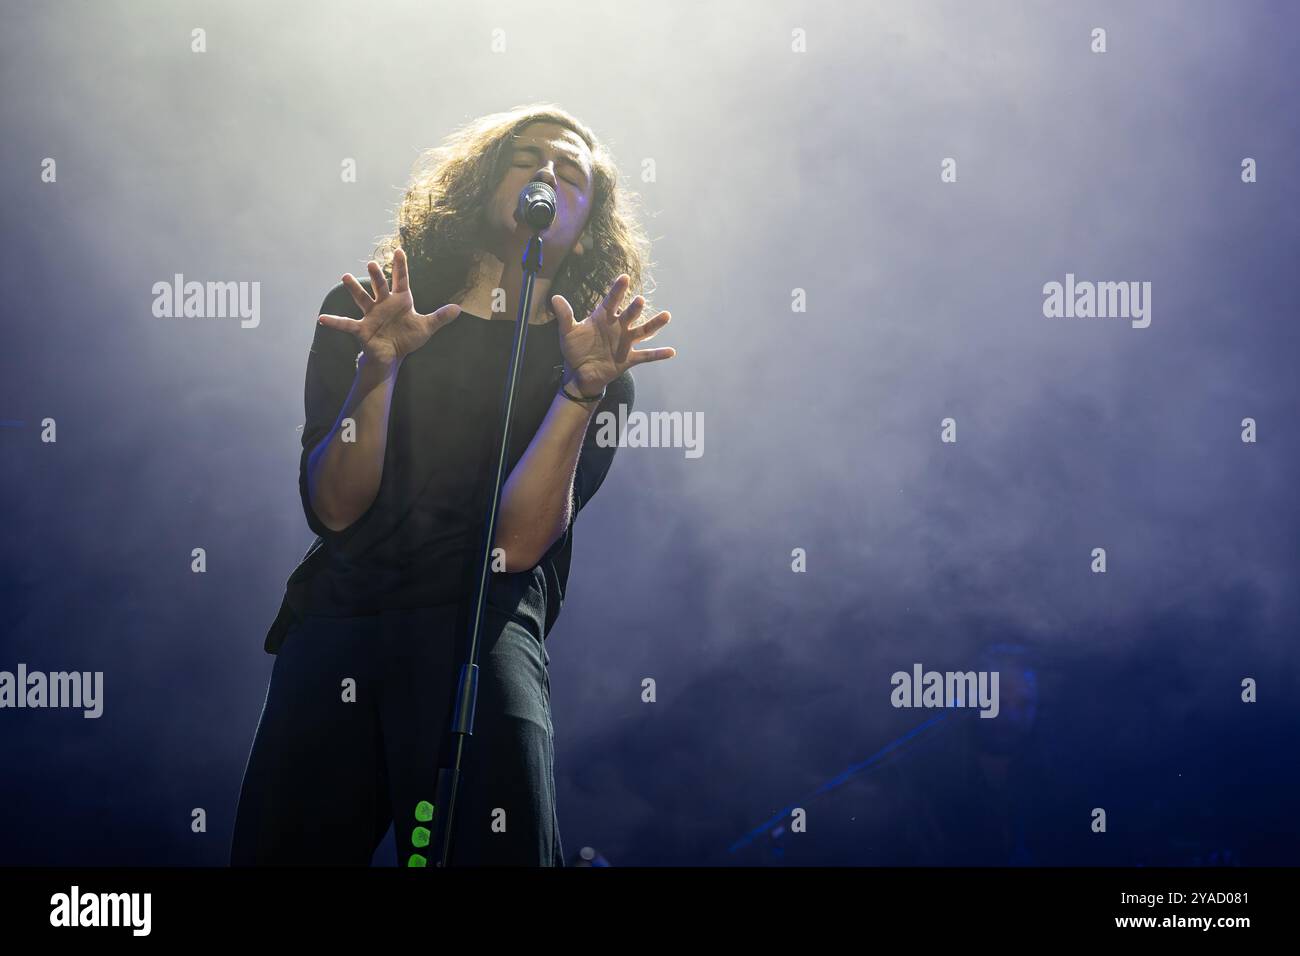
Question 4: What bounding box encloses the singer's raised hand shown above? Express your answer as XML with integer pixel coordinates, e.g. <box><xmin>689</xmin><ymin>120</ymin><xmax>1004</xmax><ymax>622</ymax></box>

<box><xmin>318</xmin><ymin>248</ymin><xmax>461</xmax><ymax>368</ymax></box>
<box><xmin>551</xmin><ymin>274</ymin><xmax>675</xmax><ymax>397</ymax></box>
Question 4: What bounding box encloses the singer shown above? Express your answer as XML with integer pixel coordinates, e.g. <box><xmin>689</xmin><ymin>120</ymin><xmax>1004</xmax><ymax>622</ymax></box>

<box><xmin>230</xmin><ymin>104</ymin><xmax>675</xmax><ymax>866</ymax></box>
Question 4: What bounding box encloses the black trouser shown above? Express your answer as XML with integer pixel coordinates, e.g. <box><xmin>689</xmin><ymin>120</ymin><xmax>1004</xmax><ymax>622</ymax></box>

<box><xmin>230</xmin><ymin>605</ymin><xmax>563</xmax><ymax>866</ymax></box>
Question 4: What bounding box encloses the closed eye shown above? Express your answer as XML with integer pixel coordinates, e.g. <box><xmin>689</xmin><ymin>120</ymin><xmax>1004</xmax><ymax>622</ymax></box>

<box><xmin>514</xmin><ymin>160</ymin><xmax>581</xmax><ymax>188</ymax></box>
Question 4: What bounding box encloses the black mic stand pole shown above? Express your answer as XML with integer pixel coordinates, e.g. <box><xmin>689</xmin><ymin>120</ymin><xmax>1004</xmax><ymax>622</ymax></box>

<box><xmin>423</xmin><ymin>198</ymin><xmax>550</xmax><ymax>868</ymax></box>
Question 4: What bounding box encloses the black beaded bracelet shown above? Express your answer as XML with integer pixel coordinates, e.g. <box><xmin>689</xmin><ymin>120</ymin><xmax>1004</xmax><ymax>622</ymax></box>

<box><xmin>559</xmin><ymin>381</ymin><xmax>605</xmax><ymax>406</ymax></box>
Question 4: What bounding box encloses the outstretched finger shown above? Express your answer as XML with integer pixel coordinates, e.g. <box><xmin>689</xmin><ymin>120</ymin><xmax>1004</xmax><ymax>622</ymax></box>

<box><xmin>423</xmin><ymin>302</ymin><xmax>462</xmax><ymax>333</ymax></box>
<box><xmin>367</xmin><ymin>260</ymin><xmax>390</xmax><ymax>300</ymax></box>
<box><xmin>630</xmin><ymin>310</ymin><xmax>670</xmax><ymax>341</ymax></box>
<box><xmin>616</xmin><ymin>294</ymin><xmax>646</xmax><ymax>328</ymax></box>
<box><xmin>597</xmin><ymin>273</ymin><xmax>630</xmax><ymax>323</ymax></box>
<box><xmin>626</xmin><ymin>345</ymin><xmax>676</xmax><ymax>366</ymax></box>
<box><xmin>392</xmin><ymin>248</ymin><xmax>409</xmax><ymax>295</ymax></box>
<box><xmin>342</xmin><ymin>273</ymin><xmax>375</xmax><ymax>313</ymax></box>
<box><xmin>551</xmin><ymin>294</ymin><xmax>578</xmax><ymax>336</ymax></box>
<box><xmin>318</xmin><ymin>313</ymin><xmax>365</xmax><ymax>336</ymax></box>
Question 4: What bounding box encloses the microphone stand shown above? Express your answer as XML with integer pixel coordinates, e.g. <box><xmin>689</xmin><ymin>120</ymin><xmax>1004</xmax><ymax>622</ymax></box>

<box><xmin>420</xmin><ymin>201</ymin><xmax>550</xmax><ymax>868</ymax></box>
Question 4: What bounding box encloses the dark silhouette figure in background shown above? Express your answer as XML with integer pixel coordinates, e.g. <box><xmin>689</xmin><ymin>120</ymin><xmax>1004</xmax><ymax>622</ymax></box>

<box><xmin>896</xmin><ymin>644</ymin><xmax>1055</xmax><ymax>865</ymax></box>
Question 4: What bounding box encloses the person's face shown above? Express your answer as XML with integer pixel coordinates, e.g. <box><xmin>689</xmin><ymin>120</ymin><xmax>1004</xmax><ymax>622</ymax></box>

<box><xmin>485</xmin><ymin>121</ymin><xmax>595</xmax><ymax>270</ymax></box>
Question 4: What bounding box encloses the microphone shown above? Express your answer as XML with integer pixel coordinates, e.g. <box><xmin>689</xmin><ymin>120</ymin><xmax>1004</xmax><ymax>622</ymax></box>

<box><xmin>515</xmin><ymin>180</ymin><xmax>557</xmax><ymax>231</ymax></box>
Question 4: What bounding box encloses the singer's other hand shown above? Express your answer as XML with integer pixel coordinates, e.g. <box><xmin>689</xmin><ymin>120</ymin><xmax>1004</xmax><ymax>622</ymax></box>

<box><xmin>550</xmin><ymin>274</ymin><xmax>675</xmax><ymax>397</ymax></box>
<box><xmin>318</xmin><ymin>248</ymin><xmax>461</xmax><ymax>369</ymax></box>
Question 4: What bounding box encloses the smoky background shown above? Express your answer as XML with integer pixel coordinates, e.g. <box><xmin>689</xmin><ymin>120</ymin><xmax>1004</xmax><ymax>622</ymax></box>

<box><xmin>1</xmin><ymin>0</ymin><xmax>1296</xmax><ymax>864</ymax></box>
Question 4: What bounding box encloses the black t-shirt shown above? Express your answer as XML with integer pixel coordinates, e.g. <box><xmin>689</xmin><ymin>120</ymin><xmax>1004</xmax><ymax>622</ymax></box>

<box><xmin>261</xmin><ymin>280</ymin><xmax>633</xmax><ymax>655</ymax></box>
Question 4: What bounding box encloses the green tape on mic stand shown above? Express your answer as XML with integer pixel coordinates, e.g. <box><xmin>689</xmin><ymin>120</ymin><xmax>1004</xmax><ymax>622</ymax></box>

<box><xmin>407</xmin><ymin>800</ymin><xmax>437</xmax><ymax>865</ymax></box>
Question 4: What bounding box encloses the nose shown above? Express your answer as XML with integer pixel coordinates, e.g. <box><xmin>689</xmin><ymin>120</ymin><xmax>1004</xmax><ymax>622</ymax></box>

<box><xmin>531</xmin><ymin>164</ymin><xmax>558</xmax><ymax>189</ymax></box>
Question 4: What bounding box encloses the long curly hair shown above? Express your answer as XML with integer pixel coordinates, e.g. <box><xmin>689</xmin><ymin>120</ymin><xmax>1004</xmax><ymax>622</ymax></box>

<box><xmin>372</xmin><ymin>103</ymin><xmax>654</xmax><ymax>325</ymax></box>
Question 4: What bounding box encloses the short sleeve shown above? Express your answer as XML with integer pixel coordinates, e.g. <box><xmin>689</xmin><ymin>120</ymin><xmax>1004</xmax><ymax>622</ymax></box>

<box><xmin>573</xmin><ymin>368</ymin><xmax>635</xmax><ymax>515</ymax></box>
<box><xmin>298</xmin><ymin>282</ymin><xmax>365</xmax><ymax>539</ymax></box>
